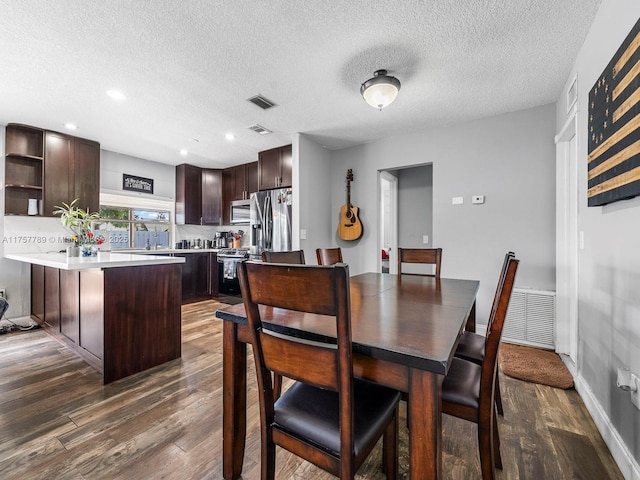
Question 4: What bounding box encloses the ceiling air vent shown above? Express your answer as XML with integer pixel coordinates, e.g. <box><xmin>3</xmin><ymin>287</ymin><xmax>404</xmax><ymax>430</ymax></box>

<box><xmin>248</xmin><ymin>124</ymin><xmax>273</xmax><ymax>135</ymax></box>
<box><xmin>247</xmin><ymin>94</ymin><xmax>276</xmax><ymax>110</ymax></box>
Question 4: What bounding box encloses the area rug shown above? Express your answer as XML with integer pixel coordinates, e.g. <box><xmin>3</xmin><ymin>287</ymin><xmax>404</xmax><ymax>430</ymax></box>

<box><xmin>499</xmin><ymin>342</ymin><xmax>574</xmax><ymax>389</ymax></box>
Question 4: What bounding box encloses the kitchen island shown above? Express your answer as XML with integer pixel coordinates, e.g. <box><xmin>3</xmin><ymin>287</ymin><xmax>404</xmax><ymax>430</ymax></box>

<box><xmin>5</xmin><ymin>252</ymin><xmax>185</xmax><ymax>384</ymax></box>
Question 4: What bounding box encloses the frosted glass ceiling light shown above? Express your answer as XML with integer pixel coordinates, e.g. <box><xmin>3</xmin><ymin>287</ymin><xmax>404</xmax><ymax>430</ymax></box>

<box><xmin>360</xmin><ymin>69</ymin><xmax>401</xmax><ymax>110</ymax></box>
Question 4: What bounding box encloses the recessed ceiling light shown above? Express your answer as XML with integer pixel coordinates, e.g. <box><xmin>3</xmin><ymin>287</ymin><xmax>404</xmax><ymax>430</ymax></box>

<box><xmin>107</xmin><ymin>89</ymin><xmax>126</xmax><ymax>101</ymax></box>
<box><xmin>64</xmin><ymin>123</ymin><xmax>78</xmax><ymax>130</ymax></box>
<box><xmin>179</xmin><ymin>149</ymin><xmax>188</xmax><ymax>156</ymax></box>
<box><xmin>225</xmin><ymin>133</ymin><xmax>235</xmax><ymax>141</ymax></box>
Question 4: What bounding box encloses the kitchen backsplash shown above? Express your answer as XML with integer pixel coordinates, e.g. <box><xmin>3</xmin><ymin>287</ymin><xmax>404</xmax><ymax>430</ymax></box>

<box><xmin>3</xmin><ymin>216</ymin><xmax>72</xmax><ymax>254</ymax></box>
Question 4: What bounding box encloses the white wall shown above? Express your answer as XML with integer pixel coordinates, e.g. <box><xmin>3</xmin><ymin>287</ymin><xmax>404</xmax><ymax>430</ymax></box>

<box><xmin>297</xmin><ymin>133</ymin><xmax>333</xmax><ymax>264</ymax></box>
<box><xmin>330</xmin><ymin>104</ymin><xmax>557</xmax><ymax>327</ymax></box>
<box><xmin>556</xmin><ymin>1</ymin><xmax>640</xmax><ymax>476</ymax></box>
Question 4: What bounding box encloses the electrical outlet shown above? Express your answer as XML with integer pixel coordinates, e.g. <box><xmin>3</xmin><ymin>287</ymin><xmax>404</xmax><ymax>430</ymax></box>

<box><xmin>0</xmin><ymin>289</ymin><xmax>5</xmax><ymax>300</ymax></box>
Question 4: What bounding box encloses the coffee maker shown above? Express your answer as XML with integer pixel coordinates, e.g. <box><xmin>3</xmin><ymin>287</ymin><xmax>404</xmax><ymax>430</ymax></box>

<box><xmin>214</xmin><ymin>231</ymin><xmax>227</xmax><ymax>248</ymax></box>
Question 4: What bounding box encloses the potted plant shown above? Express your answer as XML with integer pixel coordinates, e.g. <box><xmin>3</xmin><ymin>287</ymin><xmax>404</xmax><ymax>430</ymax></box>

<box><xmin>53</xmin><ymin>199</ymin><xmax>103</xmax><ymax>257</ymax></box>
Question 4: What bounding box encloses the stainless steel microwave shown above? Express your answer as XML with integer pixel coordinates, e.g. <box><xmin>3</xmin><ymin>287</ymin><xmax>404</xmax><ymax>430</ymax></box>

<box><xmin>230</xmin><ymin>199</ymin><xmax>250</xmax><ymax>224</ymax></box>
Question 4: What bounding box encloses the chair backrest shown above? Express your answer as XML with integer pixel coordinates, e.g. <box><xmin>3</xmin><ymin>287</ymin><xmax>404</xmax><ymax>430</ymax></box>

<box><xmin>397</xmin><ymin>247</ymin><xmax>442</xmax><ymax>277</ymax></box>
<box><xmin>261</xmin><ymin>250</ymin><xmax>306</xmax><ymax>264</ymax></box>
<box><xmin>316</xmin><ymin>247</ymin><xmax>343</xmax><ymax>266</ymax></box>
<box><xmin>480</xmin><ymin>255</ymin><xmax>519</xmax><ymax>411</ymax></box>
<box><xmin>237</xmin><ymin>261</ymin><xmax>355</xmax><ymax>452</ymax></box>
<box><xmin>485</xmin><ymin>252</ymin><xmax>515</xmax><ymax>336</ymax></box>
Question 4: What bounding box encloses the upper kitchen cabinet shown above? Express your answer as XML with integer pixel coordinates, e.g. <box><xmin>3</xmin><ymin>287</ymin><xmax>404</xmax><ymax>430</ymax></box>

<box><xmin>4</xmin><ymin>124</ymin><xmax>100</xmax><ymax>217</ymax></box>
<box><xmin>222</xmin><ymin>161</ymin><xmax>258</xmax><ymax>224</ymax></box>
<box><xmin>175</xmin><ymin>164</ymin><xmax>203</xmax><ymax>225</ymax></box>
<box><xmin>4</xmin><ymin>124</ymin><xmax>44</xmax><ymax>216</ymax></box>
<box><xmin>202</xmin><ymin>168</ymin><xmax>222</xmax><ymax>225</ymax></box>
<box><xmin>176</xmin><ymin>164</ymin><xmax>223</xmax><ymax>225</ymax></box>
<box><xmin>258</xmin><ymin>144</ymin><xmax>292</xmax><ymax>190</ymax></box>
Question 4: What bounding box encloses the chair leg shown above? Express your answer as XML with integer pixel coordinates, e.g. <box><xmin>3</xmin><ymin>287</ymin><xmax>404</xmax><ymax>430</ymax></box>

<box><xmin>495</xmin><ymin>373</ymin><xmax>504</xmax><ymax>416</ymax></box>
<box><xmin>382</xmin><ymin>409</ymin><xmax>398</xmax><ymax>479</ymax></box>
<box><xmin>492</xmin><ymin>408</ymin><xmax>503</xmax><ymax>470</ymax></box>
<box><xmin>262</xmin><ymin>427</ymin><xmax>276</xmax><ymax>480</ymax></box>
<box><xmin>478</xmin><ymin>414</ymin><xmax>496</xmax><ymax>480</ymax></box>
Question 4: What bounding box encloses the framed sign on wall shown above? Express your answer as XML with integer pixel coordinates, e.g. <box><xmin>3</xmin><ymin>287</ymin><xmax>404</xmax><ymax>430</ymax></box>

<box><xmin>123</xmin><ymin>174</ymin><xmax>154</xmax><ymax>195</ymax></box>
<box><xmin>587</xmin><ymin>18</ymin><xmax>640</xmax><ymax>207</ymax></box>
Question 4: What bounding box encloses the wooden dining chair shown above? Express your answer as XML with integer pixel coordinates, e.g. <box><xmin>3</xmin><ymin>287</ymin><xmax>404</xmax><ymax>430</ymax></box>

<box><xmin>238</xmin><ymin>262</ymin><xmax>400</xmax><ymax>480</ymax></box>
<box><xmin>397</xmin><ymin>247</ymin><xmax>442</xmax><ymax>277</ymax></box>
<box><xmin>316</xmin><ymin>247</ymin><xmax>343</xmax><ymax>265</ymax></box>
<box><xmin>441</xmin><ymin>254</ymin><xmax>519</xmax><ymax>480</ymax></box>
<box><xmin>454</xmin><ymin>252</ymin><xmax>515</xmax><ymax>416</ymax></box>
<box><xmin>261</xmin><ymin>250</ymin><xmax>306</xmax><ymax>264</ymax></box>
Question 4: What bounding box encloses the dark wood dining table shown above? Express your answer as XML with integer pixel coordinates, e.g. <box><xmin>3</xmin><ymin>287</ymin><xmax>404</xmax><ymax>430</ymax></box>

<box><xmin>215</xmin><ymin>272</ymin><xmax>479</xmax><ymax>480</ymax></box>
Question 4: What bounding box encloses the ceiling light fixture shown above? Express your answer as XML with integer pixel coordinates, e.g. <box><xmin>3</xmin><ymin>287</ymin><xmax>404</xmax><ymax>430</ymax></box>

<box><xmin>225</xmin><ymin>133</ymin><xmax>235</xmax><ymax>141</ymax></box>
<box><xmin>64</xmin><ymin>123</ymin><xmax>78</xmax><ymax>130</ymax></box>
<box><xmin>360</xmin><ymin>69</ymin><xmax>401</xmax><ymax>110</ymax></box>
<box><xmin>179</xmin><ymin>149</ymin><xmax>188</xmax><ymax>156</ymax></box>
<box><xmin>107</xmin><ymin>89</ymin><xmax>126</xmax><ymax>101</ymax></box>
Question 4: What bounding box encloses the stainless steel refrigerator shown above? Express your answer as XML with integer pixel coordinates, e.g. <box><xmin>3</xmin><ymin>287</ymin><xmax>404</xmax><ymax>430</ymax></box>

<box><xmin>249</xmin><ymin>188</ymin><xmax>292</xmax><ymax>256</ymax></box>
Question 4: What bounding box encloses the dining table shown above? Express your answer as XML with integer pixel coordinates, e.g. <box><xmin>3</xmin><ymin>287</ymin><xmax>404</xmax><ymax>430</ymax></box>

<box><xmin>215</xmin><ymin>271</ymin><xmax>480</xmax><ymax>480</ymax></box>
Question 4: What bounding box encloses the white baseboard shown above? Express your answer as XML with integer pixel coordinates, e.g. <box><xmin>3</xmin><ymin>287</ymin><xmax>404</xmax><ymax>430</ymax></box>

<box><xmin>572</xmin><ymin>366</ymin><xmax>640</xmax><ymax>480</ymax></box>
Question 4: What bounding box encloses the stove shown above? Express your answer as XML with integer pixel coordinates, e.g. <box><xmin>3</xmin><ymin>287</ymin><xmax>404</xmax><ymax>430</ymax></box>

<box><xmin>217</xmin><ymin>248</ymin><xmax>250</xmax><ymax>260</ymax></box>
<box><xmin>217</xmin><ymin>248</ymin><xmax>249</xmax><ymax>296</ymax></box>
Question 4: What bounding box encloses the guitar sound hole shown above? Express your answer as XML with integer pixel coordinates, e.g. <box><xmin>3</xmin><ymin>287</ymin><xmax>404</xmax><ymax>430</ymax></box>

<box><xmin>346</xmin><ymin>210</ymin><xmax>352</xmax><ymax>219</ymax></box>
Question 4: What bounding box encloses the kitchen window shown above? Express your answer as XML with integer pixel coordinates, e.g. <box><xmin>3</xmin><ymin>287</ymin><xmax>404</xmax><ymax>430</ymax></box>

<box><xmin>96</xmin><ymin>193</ymin><xmax>174</xmax><ymax>250</ymax></box>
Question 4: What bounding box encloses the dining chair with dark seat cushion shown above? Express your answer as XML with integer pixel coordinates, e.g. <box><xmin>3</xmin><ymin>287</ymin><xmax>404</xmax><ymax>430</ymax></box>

<box><xmin>316</xmin><ymin>247</ymin><xmax>343</xmax><ymax>265</ymax></box>
<box><xmin>441</xmin><ymin>254</ymin><xmax>519</xmax><ymax>480</ymax></box>
<box><xmin>238</xmin><ymin>261</ymin><xmax>400</xmax><ymax>479</ymax></box>
<box><xmin>454</xmin><ymin>251</ymin><xmax>515</xmax><ymax>416</ymax></box>
<box><xmin>397</xmin><ymin>247</ymin><xmax>442</xmax><ymax>277</ymax></box>
<box><xmin>261</xmin><ymin>250</ymin><xmax>306</xmax><ymax>264</ymax></box>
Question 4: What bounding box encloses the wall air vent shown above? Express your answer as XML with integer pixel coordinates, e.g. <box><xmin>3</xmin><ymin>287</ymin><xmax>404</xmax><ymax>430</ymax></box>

<box><xmin>248</xmin><ymin>124</ymin><xmax>273</xmax><ymax>135</ymax></box>
<box><xmin>247</xmin><ymin>95</ymin><xmax>276</xmax><ymax>110</ymax></box>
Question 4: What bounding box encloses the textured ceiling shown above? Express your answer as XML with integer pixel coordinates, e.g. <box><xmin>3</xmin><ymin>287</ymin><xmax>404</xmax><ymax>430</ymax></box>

<box><xmin>0</xmin><ymin>0</ymin><xmax>601</xmax><ymax>168</ymax></box>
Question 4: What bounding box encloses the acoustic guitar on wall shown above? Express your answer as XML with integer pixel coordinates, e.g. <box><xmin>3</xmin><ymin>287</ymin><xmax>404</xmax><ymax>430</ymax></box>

<box><xmin>338</xmin><ymin>169</ymin><xmax>363</xmax><ymax>241</ymax></box>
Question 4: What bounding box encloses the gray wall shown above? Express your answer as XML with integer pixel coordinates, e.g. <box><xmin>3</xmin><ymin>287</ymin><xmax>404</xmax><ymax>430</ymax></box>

<box><xmin>556</xmin><ymin>0</ymin><xmax>640</xmax><ymax>471</ymax></box>
<box><xmin>329</xmin><ymin>104</ymin><xmax>557</xmax><ymax>327</ymax></box>
<box><xmin>296</xmin><ymin>133</ymin><xmax>333</xmax><ymax>264</ymax></box>
<box><xmin>101</xmin><ymin>150</ymin><xmax>175</xmax><ymax>199</ymax></box>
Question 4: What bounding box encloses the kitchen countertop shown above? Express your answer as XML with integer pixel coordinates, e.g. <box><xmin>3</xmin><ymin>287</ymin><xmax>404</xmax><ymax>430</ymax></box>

<box><xmin>4</xmin><ymin>251</ymin><xmax>186</xmax><ymax>270</ymax></box>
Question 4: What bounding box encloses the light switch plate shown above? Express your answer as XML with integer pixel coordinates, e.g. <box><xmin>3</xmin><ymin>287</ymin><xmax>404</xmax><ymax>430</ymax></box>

<box><xmin>452</xmin><ymin>197</ymin><xmax>463</xmax><ymax>205</ymax></box>
<box><xmin>422</xmin><ymin>235</ymin><xmax>429</xmax><ymax>244</ymax></box>
<box><xmin>300</xmin><ymin>229</ymin><xmax>307</xmax><ymax>240</ymax></box>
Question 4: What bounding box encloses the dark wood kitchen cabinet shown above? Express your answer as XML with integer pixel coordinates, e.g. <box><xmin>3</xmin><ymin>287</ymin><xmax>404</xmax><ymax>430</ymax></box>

<box><xmin>4</xmin><ymin>124</ymin><xmax>100</xmax><ymax>217</ymax></box>
<box><xmin>258</xmin><ymin>144</ymin><xmax>292</xmax><ymax>190</ymax></box>
<box><xmin>44</xmin><ymin>131</ymin><xmax>100</xmax><ymax>217</ymax></box>
<box><xmin>175</xmin><ymin>164</ymin><xmax>202</xmax><ymax>225</ymax></box>
<box><xmin>176</xmin><ymin>252</ymin><xmax>210</xmax><ymax>302</ymax></box>
<box><xmin>176</xmin><ymin>164</ymin><xmax>223</xmax><ymax>225</ymax></box>
<box><xmin>4</xmin><ymin>124</ymin><xmax>44</xmax><ymax>216</ymax></box>
<box><xmin>202</xmin><ymin>168</ymin><xmax>222</xmax><ymax>225</ymax></box>
<box><xmin>44</xmin><ymin>266</ymin><xmax>60</xmax><ymax>330</ymax></box>
<box><xmin>222</xmin><ymin>162</ymin><xmax>257</xmax><ymax>224</ymax></box>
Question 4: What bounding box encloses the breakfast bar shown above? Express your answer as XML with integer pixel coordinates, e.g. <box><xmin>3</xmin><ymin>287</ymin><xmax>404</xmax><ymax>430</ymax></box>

<box><xmin>5</xmin><ymin>252</ymin><xmax>185</xmax><ymax>384</ymax></box>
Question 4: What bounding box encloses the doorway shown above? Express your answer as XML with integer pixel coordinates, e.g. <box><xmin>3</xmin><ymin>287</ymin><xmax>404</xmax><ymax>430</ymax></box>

<box><xmin>379</xmin><ymin>165</ymin><xmax>433</xmax><ymax>275</ymax></box>
<box><xmin>555</xmin><ymin>111</ymin><xmax>579</xmax><ymax>363</ymax></box>
<box><xmin>379</xmin><ymin>171</ymin><xmax>398</xmax><ymax>274</ymax></box>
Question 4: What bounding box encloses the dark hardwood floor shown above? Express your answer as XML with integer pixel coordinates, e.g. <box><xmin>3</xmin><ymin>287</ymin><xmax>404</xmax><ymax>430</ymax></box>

<box><xmin>0</xmin><ymin>300</ymin><xmax>623</xmax><ymax>479</ymax></box>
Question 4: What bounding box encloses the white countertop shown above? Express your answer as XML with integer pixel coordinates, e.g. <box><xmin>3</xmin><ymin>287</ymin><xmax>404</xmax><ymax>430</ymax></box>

<box><xmin>4</xmin><ymin>252</ymin><xmax>186</xmax><ymax>270</ymax></box>
<box><xmin>117</xmin><ymin>248</ymin><xmax>222</xmax><ymax>254</ymax></box>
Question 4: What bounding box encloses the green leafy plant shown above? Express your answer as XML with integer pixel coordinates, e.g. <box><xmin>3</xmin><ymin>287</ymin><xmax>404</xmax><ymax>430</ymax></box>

<box><xmin>53</xmin><ymin>199</ymin><xmax>102</xmax><ymax>246</ymax></box>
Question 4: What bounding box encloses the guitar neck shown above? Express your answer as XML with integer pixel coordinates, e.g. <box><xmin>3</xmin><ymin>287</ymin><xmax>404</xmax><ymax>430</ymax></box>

<box><xmin>346</xmin><ymin>182</ymin><xmax>351</xmax><ymax>207</ymax></box>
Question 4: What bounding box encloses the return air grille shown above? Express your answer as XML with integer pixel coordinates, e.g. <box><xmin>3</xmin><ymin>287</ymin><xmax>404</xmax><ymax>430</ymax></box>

<box><xmin>247</xmin><ymin>94</ymin><xmax>276</xmax><ymax>110</ymax></box>
<box><xmin>247</xmin><ymin>124</ymin><xmax>272</xmax><ymax>135</ymax></box>
<box><xmin>502</xmin><ymin>288</ymin><xmax>555</xmax><ymax>348</ymax></box>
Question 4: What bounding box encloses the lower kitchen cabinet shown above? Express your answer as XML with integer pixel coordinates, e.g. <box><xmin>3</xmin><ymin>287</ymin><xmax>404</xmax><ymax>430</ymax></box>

<box><xmin>30</xmin><ymin>262</ymin><xmax>182</xmax><ymax>384</ymax></box>
<box><xmin>176</xmin><ymin>252</ymin><xmax>214</xmax><ymax>303</ymax></box>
